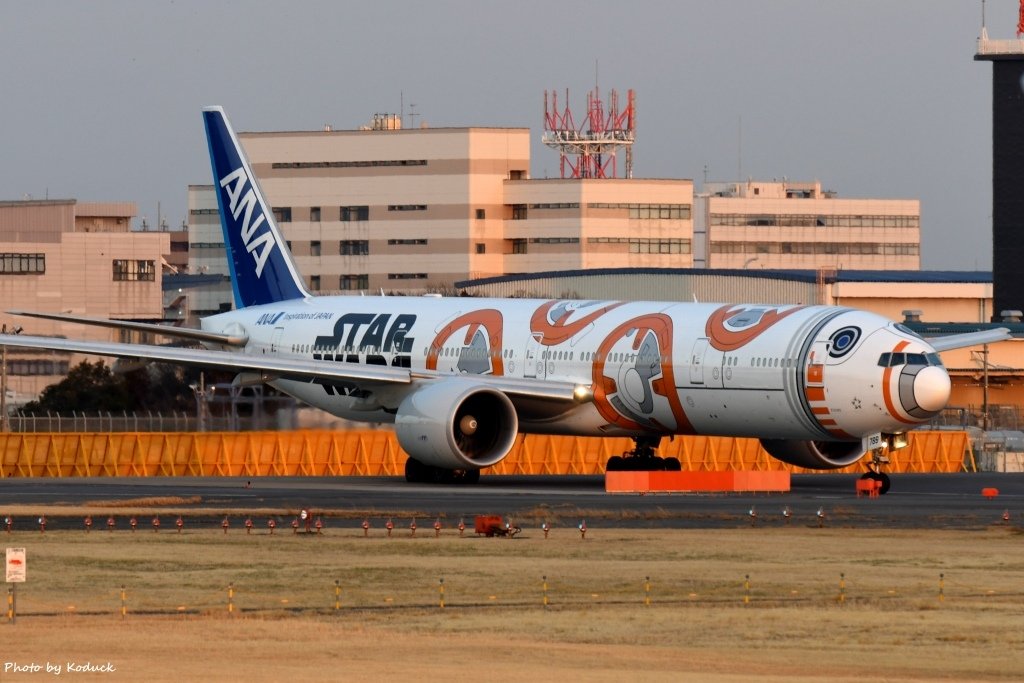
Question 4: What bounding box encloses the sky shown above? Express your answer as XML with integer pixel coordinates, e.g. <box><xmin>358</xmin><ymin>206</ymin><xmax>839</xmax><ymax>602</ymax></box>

<box><xmin>0</xmin><ymin>0</ymin><xmax>1016</xmax><ymax>270</ymax></box>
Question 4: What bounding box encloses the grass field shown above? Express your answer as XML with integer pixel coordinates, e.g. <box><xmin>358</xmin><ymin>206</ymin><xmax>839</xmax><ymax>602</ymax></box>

<box><xmin>2</xmin><ymin>519</ymin><xmax>1024</xmax><ymax>682</ymax></box>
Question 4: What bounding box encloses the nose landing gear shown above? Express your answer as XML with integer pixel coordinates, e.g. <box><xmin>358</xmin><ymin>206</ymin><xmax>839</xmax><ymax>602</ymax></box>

<box><xmin>605</xmin><ymin>436</ymin><xmax>682</xmax><ymax>472</ymax></box>
<box><xmin>860</xmin><ymin>450</ymin><xmax>891</xmax><ymax>495</ymax></box>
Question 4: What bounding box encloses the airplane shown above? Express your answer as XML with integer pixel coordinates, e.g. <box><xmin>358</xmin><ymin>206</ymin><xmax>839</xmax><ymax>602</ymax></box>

<box><xmin>0</xmin><ymin>107</ymin><xmax>1010</xmax><ymax>491</ymax></box>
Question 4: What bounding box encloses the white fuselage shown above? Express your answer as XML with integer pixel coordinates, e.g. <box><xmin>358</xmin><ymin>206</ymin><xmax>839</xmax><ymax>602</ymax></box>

<box><xmin>203</xmin><ymin>295</ymin><xmax>950</xmax><ymax>444</ymax></box>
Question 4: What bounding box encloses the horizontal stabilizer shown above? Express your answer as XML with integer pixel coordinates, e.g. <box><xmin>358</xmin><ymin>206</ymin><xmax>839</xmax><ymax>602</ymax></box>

<box><xmin>7</xmin><ymin>310</ymin><xmax>248</xmax><ymax>347</ymax></box>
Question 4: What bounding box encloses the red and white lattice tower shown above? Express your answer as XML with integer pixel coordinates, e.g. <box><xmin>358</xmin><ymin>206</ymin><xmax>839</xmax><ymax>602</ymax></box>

<box><xmin>543</xmin><ymin>88</ymin><xmax>635</xmax><ymax>179</ymax></box>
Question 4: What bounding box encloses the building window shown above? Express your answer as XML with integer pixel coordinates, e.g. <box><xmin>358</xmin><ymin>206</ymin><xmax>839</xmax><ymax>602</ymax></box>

<box><xmin>387</xmin><ymin>204</ymin><xmax>427</xmax><ymax>212</ymax></box>
<box><xmin>387</xmin><ymin>273</ymin><xmax>428</xmax><ymax>280</ymax></box>
<box><xmin>528</xmin><ymin>202</ymin><xmax>580</xmax><ymax>210</ymax></box>
<box><xmin>112</xmin><ymin>259</ymin><xmax>155</xmax><ymax>281</ymax></box>
<box><xmin>0</xmin><ymin>253</ymin><xmax>45</xmax><ymax>274</ymax></box>
<box><xmin>709</xmin><ymin>213</ymin><xmax>919</xmax><ymax>228</ymax></box>
<box><xmin>588</xmin><ymin>203</ymin><xmax>692</xmax><ymax>220</ymax></box>
<box><xmin>387</xmin><ymin>239</ymin><xmax>427</xmax><ymax>246</ymax></box>
<box><xmin>340</xmin><ymin>240</ymin><xmax>369</xmax><ymax>255</ymax></box>
<box><xmin>511</xmin><ymin>204</ymin><xmax>528</xmax><ymax>220</ymax></box>
<box><xmin>340</xmin><ymin>274</ymin><xmax>369</xmax><ymax>290</ymax></box>
<box><xmin>509</xmin><ymin>170</ymin><xmax>525</xmax><ymax>180</ymax></box>
<box><xmin>310</xmin><ymin>241</ymin><xmax>321</xmax><ymax>257</ymax></box>
<box><xmin>273</xmin><ymin>207</ymin><xmax>292</xmax><ymax>223</ymax></box>
<box><xmin>587</xmin><ymin>238</ymin><xmax>691</xmax><ymax>254</ymax></box>
<box><xmin>309</xmin><ymin>275</ymin><xmax>321</xmax><ymax>291</ymax></box>
<box><xmin>340</xmin><ymin>205</ymin><xmax>369</xmax><ymax>221</ymax></box>
<box><xmin>310</xmin><ymin>206</ymin><xmax>321</xmax><ymax>222</ymax></box>
<box><xmin>510</xmin><ymin>239</ymin><xmax>527</xmax><ymax>254</ymax></box>
<box><xmin>476</xmin><ymin>209</ymin><xmax>486</xmax><ymax>220</ymax></box>
<box><xmin>273</xmin><ymin>159</ymin><xmax>427</xmax><ymax>169</ymax></box>
<box><xmin>476</xmin><ymin>243</ymin><xmax>486</xmax><ymax>254</ymax></box>
<box><xmin>7</xmin><ymin>359</ymin><xmax>69</xmax><ymax>376</ymax></box>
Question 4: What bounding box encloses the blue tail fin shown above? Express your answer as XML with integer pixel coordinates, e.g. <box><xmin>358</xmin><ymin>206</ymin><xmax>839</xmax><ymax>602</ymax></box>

<box><xmin>202</xmin><ymin>106</ymin><xmax>309</xmax><ymax>308</ymax></box>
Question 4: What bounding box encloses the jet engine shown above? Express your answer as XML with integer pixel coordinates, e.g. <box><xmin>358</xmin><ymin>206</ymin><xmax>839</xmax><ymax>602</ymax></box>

<box><xmin>759</xmin><ymin>439</ymin><xmax>865</xmax><ymax>470</ymax></box>
<box><xmin>395</xmin><ymin>380</ymin><xmax>519</xmax><ymax>470</ymax></box>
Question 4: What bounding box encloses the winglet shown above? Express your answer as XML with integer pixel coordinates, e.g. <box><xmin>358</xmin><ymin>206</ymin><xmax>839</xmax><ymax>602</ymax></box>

<box><xmin>202</xmin><ymin>106</ymin><xmax>309</xmax><ymax>308</ymax></box>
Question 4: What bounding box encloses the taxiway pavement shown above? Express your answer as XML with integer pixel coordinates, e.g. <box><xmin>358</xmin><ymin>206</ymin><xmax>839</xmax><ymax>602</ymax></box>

<box><xmin>1</xmin><ymin>473</ymin><xmax>1022</xmax><ymax>530</ymax></box>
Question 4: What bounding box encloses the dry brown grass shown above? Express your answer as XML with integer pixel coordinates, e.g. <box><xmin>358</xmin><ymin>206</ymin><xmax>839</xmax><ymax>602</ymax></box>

<box><xmin>82</xmin><ymin>496</ymin><xmax>204</xmax><ymax>508</ymax></box>
<box><xmin>2</xmin><ymin>526</ymin><xmax>1023</xmax><ymax>682</ymax></box>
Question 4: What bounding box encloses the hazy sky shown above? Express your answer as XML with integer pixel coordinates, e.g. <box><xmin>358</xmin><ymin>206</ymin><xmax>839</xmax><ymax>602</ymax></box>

<box><xmin>0</xmin><ymin>1</ymin><xmax>1016</xmax><ymax>270</ymax></box>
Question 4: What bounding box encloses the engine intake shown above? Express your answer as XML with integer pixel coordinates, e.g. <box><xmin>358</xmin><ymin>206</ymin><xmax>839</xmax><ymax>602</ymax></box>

<box><xmin>395</xmin><ymin>380</ymin><xmax>518</xmax><ymax>470</ymax></box>
<box><xmin>759</xmin><ymin>438</ymin><xmax>865</xmax><ymax>470</ymax></box>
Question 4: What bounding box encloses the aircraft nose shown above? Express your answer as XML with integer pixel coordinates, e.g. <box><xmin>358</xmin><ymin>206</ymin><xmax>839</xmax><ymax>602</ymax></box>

<box><xmin>913</xmin><ymin>365</ymin><xmax>951</xmax><ymax>414</ymax></box>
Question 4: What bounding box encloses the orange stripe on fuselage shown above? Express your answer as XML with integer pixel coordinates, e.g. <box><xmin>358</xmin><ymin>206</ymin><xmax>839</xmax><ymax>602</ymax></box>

<box><xmin>805</xmin><ymin>386</ymin><xmax>826</xmax><ymax>403</ymax></box>
<box><xmin>882</xmin><ymin>340</ymin><xmax>916</xmax><ymax>425</ymax></box>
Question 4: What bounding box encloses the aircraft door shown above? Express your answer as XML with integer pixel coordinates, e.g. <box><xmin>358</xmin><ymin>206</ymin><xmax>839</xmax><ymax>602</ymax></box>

<box><xmin>689</xmin><ymin>338</ymin><xmax>708</xmax><ymax>385</ymax></box>
<box><xmin>806</xmin><ymin>340</ymin><xmax>828</xmax><ymax>389</ymax></box>
<box><xmin>270</xmin><ymin>327</ymin><xmax>285</xmax><ymax>354</ymax></box>
<box><xmin>524</xmin><ymin>333</ymin><xmax>545</xmax><ymax>379</ymax></box>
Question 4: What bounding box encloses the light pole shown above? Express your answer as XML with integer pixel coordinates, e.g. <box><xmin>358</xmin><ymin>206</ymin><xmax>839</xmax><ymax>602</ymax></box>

<box><xmin>190</xmin><ymin>372</ymin><xmax>216</xmax><ymax>432</ymax></box>
<box><xmin>1</xmin><ymin>324</ymin><xmax>24</xmax><ymax>433</ymax></box>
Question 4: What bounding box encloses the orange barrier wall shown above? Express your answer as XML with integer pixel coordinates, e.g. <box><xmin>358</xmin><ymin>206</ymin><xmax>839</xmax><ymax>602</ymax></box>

<box><xmin>0</xmin><ymin>430</ymin><xmax>974</xmax><ymax>478</ymax></box>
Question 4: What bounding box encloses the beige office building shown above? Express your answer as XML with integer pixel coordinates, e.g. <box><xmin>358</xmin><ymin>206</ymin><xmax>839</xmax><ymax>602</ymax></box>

<box><xmin>698</xmin><ymin>180</ymin><xmax>920</xmax><ymax>270</ymax></box>
<box><xmin>188</xmin><ymin>119</ymin><xmax>694</xmax><ymax>311</ymax></box>
<box><xmin>0</xmin><ymin>199</ymin><xmax>168</xmax><ymax>404</ymax></box>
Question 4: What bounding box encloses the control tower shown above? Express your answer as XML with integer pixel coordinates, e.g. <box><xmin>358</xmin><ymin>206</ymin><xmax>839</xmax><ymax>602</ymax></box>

<box><xmin>975</xmin><ymin>15</ymin><xmax>1024</xmax><ymax>318</ymax></box>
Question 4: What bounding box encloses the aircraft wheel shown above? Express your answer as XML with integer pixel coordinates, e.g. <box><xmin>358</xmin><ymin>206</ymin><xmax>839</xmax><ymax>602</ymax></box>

<box><xmin>606</xmin><ymin>455</ymin><xmax>624</xmax><ymax>472</ymax></box>
<box><xmin>405</xmin><ymin>457</ymin><xmax>427</xmax><ymax>483</ymax></box>
<box><xmin>663</xmin><ymin>457</ymin><xmax>682</xmax><ymax>471</ymax></box>
<box><xmin>455</xmin><ymin>469</ymin><xmax>481</xmax><ymax>485</ymax></box>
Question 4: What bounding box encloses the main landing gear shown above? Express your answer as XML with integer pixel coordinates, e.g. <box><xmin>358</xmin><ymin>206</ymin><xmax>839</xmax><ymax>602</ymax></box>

<box><xmin>605</xmin><ymin>436</ymin><xmax>682</xmax><ymax>472</ymax></box>
<box><xmin>859</xmin><ymin>450</ymin><xmax>891</xmax><ymax>495</ymax></box>
<box><xmin>404</xmin><ymin>457</ymin><xmax>481</xmax><ymax>485</ymax></box>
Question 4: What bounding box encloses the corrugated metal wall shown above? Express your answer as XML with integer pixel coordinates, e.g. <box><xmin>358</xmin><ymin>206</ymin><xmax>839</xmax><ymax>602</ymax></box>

<box><xmin>464</xmin><ymin>272</ymin><xmax>821</xmax><ymax>305</ymax></box>
<box><xmin>0</xmin><ymin>430</ymin><xmax>973</xmax><ymax>477</ymax></box>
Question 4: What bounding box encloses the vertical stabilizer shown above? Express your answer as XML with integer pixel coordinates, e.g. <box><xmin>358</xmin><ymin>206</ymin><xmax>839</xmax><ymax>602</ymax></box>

<box><xmin>202</xmin><ymin>106</ymin><xmax>309</xmax><ymax>308</ymax></box>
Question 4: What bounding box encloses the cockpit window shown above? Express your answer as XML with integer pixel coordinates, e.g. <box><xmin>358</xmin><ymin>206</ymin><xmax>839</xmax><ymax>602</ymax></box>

<box><xmin>877</xmin><ymin>351</ymin><xmax>943</xmax><ymax>367</ymax></box>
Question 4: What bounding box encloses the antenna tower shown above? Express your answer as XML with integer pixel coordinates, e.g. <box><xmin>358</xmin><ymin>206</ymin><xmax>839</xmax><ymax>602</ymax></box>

<box><xmin>543</xmin><ymin>87</ymin><xmax>635</xmax><ymax>179</ymax></box>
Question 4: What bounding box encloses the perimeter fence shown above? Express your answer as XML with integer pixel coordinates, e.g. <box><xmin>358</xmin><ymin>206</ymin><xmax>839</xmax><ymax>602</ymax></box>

<box><xmin>7</xmin><ymin>564</ymin><xmax>1022</xmax><ymax>622</ymax></box>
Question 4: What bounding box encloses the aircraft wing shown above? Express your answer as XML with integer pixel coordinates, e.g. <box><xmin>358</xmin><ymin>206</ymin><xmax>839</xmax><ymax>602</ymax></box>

<box><xmin>8</xmin><ymin>309</ymin><xmax>247</xmax><ymax>347</ymax></box>
<box><xmin>926</xmin><ymin>327</ymin><xmax>1012</xmax><ymax>352</ymax></box>
<box><xmin>0</xmin><ymin>334</ymin><xmax>581</xmax><ymax>403</ymax></box>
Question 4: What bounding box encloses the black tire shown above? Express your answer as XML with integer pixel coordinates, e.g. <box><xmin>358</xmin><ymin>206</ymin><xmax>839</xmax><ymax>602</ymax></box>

<box><xmin>663</xmin><ymin>457</ymin><xmax>682</xmax><ymax>471</ymax></box>
<box><xmin>456</xmin><ymin>469</ymin><xmax>481</xmax><ymax>485</ymax></box>
<box><xmin>404</xmin><ymin>458</ymin><xmax>425</xmax><ymax>483</ymax></box>
<box><xmin>606</xmin><ymin>455</ymin><xmax>624</xmax><ymax>472</ymax></box>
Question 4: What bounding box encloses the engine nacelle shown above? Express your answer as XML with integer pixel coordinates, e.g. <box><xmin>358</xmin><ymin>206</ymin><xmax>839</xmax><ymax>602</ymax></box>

<box><xmin>395</xmin><ymin>380</ymin><xmax>518</xmax><ymax>470</ymax></box>
<box><xmin>759</xmin><ymin>438</ymin><xmax>866</xmax><ymax>470</ymax></box>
